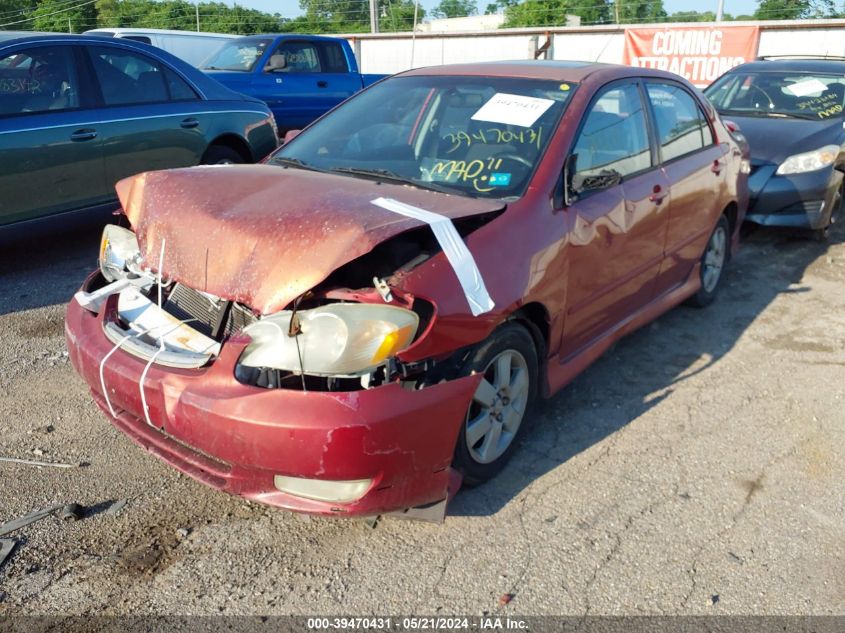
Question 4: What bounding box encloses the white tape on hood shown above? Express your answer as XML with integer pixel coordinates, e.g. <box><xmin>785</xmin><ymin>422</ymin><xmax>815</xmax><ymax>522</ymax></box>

<box><xmin>371</xmin><ymin>197</ymin><xmax>494</xmax><ymax>316</ymax></box>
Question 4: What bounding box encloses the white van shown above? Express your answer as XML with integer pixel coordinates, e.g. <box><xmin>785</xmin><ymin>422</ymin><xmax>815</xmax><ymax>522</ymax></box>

<box><xmin>83</xmin><ymin>28</ymin><xmax>237</xmax><ymax>66</ymax></box>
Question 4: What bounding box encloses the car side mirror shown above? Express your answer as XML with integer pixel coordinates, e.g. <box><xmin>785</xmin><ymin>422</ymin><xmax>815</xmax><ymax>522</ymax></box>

<box><xmin>570</xmin><ymin>165</ymin><xmax>622</xmax><ymax>196</ymax></box>
<box><xmin>283</xmin><ymin>129</ymin><xmax>302</xmax><ymax>144</ymax></box>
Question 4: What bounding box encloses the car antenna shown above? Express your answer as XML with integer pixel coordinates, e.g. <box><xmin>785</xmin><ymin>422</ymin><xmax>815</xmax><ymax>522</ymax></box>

<box><xmin>594</xmin><ymin>33</ymin><xmax>613</xmax><ymax>63</ymax></box>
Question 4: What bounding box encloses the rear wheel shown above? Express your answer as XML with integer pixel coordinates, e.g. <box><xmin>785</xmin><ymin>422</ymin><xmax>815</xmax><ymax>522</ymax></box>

<box><xmin>454</xmin><ymin>323</ymin><xmax>538</xmax><ymax>485</ymax></box>
<box><xmin>688</xmin><ymin>215</ymin><xmax>730</xmax><ymax>308</ymax></box>
<box><xmin>201</xmin><ymin>145</ymin><xmax>244</xmax><ymax>165</ymax></box>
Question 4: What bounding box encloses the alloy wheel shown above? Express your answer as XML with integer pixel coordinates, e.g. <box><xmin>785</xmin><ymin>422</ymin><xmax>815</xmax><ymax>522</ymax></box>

<box><xmin>702</xmin><ymin>224</ymin><xmax>727</xmax><ymax>293</ymax></box>
<box><xmin>465</xmin><ymin>350</ymin><xmax>530</xmax><ymax>465</ymax></box>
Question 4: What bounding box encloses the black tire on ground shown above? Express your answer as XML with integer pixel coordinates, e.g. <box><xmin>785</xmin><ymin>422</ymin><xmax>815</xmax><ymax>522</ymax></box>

<box><xmin>201</xmin><ymin>145</ymin><xmax>244</xmax><ymax>165</ymax></box>
<box><xmin>688</xmin><ymin>214</ymin><xmax>731</xmax><ymax>308</ymax></box>
<box><xmin>811</xmin><ymin>181</ymin><xmax>844</xmax><ymax>242</ymax></box>
<box><xmin>812</xmin><ymin>225</ymin><xmax>831</xmax><ymax>242</ymax></box>
<box><xmin>453</xmin><ymin>322</ymin><xmax>538</xmax><ymax>486</ymax></box>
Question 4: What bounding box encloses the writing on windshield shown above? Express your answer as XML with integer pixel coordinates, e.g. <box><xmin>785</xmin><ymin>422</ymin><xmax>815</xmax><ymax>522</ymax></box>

<box><xmin>270</xmin><ymin>75</ymin><xmax>574</xmax><ymax>199</ymax></box>
<box><xmin>706</xmin><ymin>71</ymin><xmax>845</xmax><ymax>120</ymax></box>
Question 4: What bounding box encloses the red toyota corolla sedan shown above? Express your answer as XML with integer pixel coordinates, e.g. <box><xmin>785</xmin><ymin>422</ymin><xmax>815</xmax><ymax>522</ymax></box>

<box><xmin>65</xmin><ymin>61</ymin><xmax>748</xmax><ymax>520</ymax></box>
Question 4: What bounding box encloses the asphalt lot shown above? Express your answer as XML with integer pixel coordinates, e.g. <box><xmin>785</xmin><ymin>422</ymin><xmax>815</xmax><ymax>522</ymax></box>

<box><xmin>0</xmin><ymin>220</ymin><xmax>843</xmax><ymax>616</ymax></box>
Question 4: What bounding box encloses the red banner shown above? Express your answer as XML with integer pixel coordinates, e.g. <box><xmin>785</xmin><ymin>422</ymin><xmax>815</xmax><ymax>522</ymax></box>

<box><xmin>622</xmin><ymin>25</ymin><xmax>760</xmax><ymax>88</ymax></box>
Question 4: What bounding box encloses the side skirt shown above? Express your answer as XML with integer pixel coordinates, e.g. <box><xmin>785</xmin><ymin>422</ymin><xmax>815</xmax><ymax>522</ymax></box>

<box><xmin>546</xmin><ymin>263</ymin><xmax>702</xmax><ymax>396</ymax></box>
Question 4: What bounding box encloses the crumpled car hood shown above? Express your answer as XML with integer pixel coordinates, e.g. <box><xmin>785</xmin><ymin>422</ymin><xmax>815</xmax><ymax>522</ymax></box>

<box><xmin>116</xmin><ymin>165</ymin><xmax>504</xmax><ymax>315</ymax></box>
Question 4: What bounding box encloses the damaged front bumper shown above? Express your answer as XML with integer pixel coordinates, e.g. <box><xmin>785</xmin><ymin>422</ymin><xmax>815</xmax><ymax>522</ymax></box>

<box><xmin>65</xmin><ymin>273</ymin><xmax>480</xmax><ymax>518</ymax></box>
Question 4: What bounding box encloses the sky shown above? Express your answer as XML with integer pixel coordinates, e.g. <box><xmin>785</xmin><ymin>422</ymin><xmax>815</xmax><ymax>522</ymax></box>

<box><xmin>237</xmin><ymin>0</ymin><xmax>761</xmax><ymax>23</ymax></box>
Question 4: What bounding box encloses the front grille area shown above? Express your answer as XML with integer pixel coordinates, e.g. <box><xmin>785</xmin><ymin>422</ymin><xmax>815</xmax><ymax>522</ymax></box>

<box><xmin>163</xmin><ymin>283</ymin><xmax>256</xmax><ymax>340</ymax></box>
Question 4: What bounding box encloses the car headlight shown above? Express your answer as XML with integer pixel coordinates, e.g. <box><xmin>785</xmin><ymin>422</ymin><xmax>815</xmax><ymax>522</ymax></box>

<box><xmin>238</xmin><ymin>303</ymin><xmax>419</xmax><ymax>376</ymax></box>
<box><xmin>776</xmin><ymin>145</ymin><xmax>839</xmax><ymax>175</ymax></box>
<box><xmin>99</xmin><ymin>224</ymin><xmax>141</xmax><ymax>282</ymax></box>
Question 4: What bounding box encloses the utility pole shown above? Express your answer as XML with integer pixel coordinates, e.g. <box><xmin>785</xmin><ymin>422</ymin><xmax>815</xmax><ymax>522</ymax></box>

<box><xmin>68</xmin><ymin>16</ymin><xmax>72</xmax><ymax>33</ymax></box>
<box><xmin>410</xmin><ymin>0</ymin><xmax>419</xmax><ymax>67</ymax></box>
<box><xmin>614</xmin><ymin>0</ymin><xmax>620</xmax><ymax>24</ymax></box>
<box><xmin>715</xmin><ymin>0</ymin><xmax>724</xmax><ymax>21</ymax></box>
<box><xmin>196</xmin><ymin>3</ymin><xmax>200</xmax><ymax>31</ymax></box>
<box><xmin>369</xmin><ymin>0</ymin><xmax>379</xmax><ymax>33</ymax></box>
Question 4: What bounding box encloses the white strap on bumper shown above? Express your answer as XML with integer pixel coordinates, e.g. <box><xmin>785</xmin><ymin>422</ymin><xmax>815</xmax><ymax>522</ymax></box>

<box><xmin>371</xmin><ymin>197</ymin><xmax>494</xmax><ymax>316</ymax></box>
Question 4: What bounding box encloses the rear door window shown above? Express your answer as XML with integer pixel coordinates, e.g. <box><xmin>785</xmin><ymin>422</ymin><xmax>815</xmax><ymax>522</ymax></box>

<box><xmin>163</xmin><ymin>66</ymin><xmax>198</xmax><ymax>101</ymax></box>
<box><xmin>646</xmin><ymin>82</ymin><xmax>713</xmax><ymax>162</ymax></box>
<box><xmin>264</xmin><ymin>41</ymin><xmax>321</xmax><ymax>74</ymax></box>
<box><xmin>572</xmin><ymin>82</ymin><xmax>652</xmax><ymax>182</ymax></box>
<box><xmin>87</xmin><ymin>45</ymin><xmax>169</xmax><ymax>106</ymax></box>
<box><xmin>319</xmin><ymin>41</ymin><xmax>348</xmax><ymax>73</ymax></box>
<box><xmin>0</xmin><ymin>45</ymin><xmax>80</xmax><ymax>116</ymax></box>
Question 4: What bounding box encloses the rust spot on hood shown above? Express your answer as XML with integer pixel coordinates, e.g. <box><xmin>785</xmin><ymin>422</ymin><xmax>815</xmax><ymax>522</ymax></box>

<box><xmin>116</xmin><ymin>165</ymin><xmax>504</xmax><ymax>315</ymax></box>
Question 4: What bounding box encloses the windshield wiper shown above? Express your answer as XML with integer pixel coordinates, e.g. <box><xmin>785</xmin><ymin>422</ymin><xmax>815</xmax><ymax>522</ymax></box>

<box><xmin>720</xmin><ymin>109</ymin><xmax>818</xmax><ymax>121</ymax></box>
<box><xmin>269</xmin><ymin>156</ymin><xmax>325</xmax><ymax>172</ymax></box>
<box><xmin>329</xmin><ymin>167</ymin><xmax>459</xmax><ymax>195</ymax></box>
<box><xmin>780</xmin><ymin>112</ymin><xmax>828</xmax><ymax>121</ymax></box>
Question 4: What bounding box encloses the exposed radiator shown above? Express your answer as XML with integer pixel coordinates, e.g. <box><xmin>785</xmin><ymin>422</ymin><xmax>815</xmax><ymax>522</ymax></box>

<box><xmin>163</xmin><ymin>283</ymin><xmax>256</xmax><ymax>340</ymax></box>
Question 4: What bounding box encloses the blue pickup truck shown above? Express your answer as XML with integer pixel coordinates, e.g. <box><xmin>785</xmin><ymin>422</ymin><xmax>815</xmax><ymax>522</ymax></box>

<box><xmin>201</xmin><ymin>35</ymin><xmax>386</xmax><ymax>132</ymax></box>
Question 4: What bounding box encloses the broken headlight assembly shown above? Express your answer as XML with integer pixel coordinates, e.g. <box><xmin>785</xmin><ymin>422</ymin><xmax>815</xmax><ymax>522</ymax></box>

<box><xmin>99</xmin><ymin>224</ymin><xmax>142</xmax><ymax>281</ymax></box>
<box><xmin>237</xmin><ymin>303</ymin><xmax>419</xmax><ymax>377</ymax></box>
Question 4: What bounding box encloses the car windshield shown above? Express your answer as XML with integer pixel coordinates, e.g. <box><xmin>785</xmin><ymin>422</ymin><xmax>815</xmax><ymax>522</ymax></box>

<box><xmin>706</xmin><ymin>71</ymin><xmax>845</xmax><ymax>120</ymax></box>
<box><xmin>201</xmin><ymin>38</ymin><xmax>271</xmax><ymax>72</ymax></box>
<box><xmin>269</xmin><ymin>75</ymin><xmax>574</xmax><ymax>199</ymax></box>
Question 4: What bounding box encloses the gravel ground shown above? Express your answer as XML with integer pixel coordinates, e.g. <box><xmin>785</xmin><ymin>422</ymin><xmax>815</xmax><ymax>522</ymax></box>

<box><xmin>0</xmin><ymin>221</ymin><xmax>843</xmax><ymax>616</ymax></box>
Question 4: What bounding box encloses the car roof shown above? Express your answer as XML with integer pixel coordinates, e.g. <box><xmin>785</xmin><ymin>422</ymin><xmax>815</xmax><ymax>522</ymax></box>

<box><xmin>400</xmin><ymin>60</ymin><xmax>684</xmax><ymax>84</ymax></box>
<box><xmin>729</xmin><ymin>58</ymin><xmax>845</xmax><ymax>74</ymax></box>
<box><xmin>0</xmin><ymin>30</ymin><xmax>52</xmax><ymax>43</ymax></box>
<box><xmin>84</xmin><ymin>28</ymin><xmax>236</xmax><ymax>38</ymax></box>
<box><xmin>224</xmin><ymin>34</ymin><xmax>349</xmax><ymax>42</ymax></box>
<box><xmin>0</xmin><ymin>33</ymin><xmax>270</xmax><ymax>106</ymax></box>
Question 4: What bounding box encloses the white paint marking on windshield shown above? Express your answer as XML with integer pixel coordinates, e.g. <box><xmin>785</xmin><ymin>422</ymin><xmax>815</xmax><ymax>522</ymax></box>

<box><xmin>471</xmin><ymin>92</ymin><xmax>554</xmax><ymax>128</ymax></box>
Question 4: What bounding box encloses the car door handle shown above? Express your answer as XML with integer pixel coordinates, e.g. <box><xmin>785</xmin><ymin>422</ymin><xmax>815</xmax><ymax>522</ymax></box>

<box><xmin>711</xmin><ymin>160</ymin><xmax>725</xmax><ymax>175</ymax></box>
<box><xmin>70</xmin><ymin>129</ymin><xmax>97</xmax><ymax>141</ymax></box>
<box><xmin>180</xmin><ymin>118</ymin><xmax>200</xmax><ymax>129</ymax></box>
<box><xmin>317</xmin><ymin>80</ymin><xmax>328</xmax><ymax>88</ymax></box>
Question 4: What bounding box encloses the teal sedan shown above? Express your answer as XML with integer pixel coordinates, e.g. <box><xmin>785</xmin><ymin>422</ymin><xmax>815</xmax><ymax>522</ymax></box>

<box><xmin>0</xmin><ymin>33</ymin><xmax>278</xmax><ymax>230</ymax></box>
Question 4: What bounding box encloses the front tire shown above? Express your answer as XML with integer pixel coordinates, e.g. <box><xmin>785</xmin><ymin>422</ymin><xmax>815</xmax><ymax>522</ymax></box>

<box><xmin>201</xmin><ymin>145</ymin><xmax>244</xmax><ymax>165</ymax></box>
<box><xmin>688</xmin><ymin>214</ymin><xmax>730</xmax><ymax>308</ymax></box>
<box><xmin>812</xmin><ymin>180</ymin><xmax>843</xmax><ymax>242</ymax></box>
<box><xmin>454</xmin><ymin>323</ymin><xmax>538</xmax><ymax>485</ymax></box>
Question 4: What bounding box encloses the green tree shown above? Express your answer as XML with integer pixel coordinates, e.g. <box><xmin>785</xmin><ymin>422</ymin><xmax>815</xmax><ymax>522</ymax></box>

<box><xmin>432</xmin><ymin>0</ymin><xmax>477</xmax><ymax>18</ymax></box>
<box><xmin>485</xmin><ymin>0</ymin><xmax>516</xmax><ymax>14</ymax></box>
<box><xmin>752</xmin><ymin>0</ymin><xmax>836</xmax><ymax>19</ymax></box>
<box><xmin>611</xmin><ymin>0</ymin><xmax>666</xmax><ymax>23</ymax></box>
<box><xmin>33</xmin><ymin>0</ymin><xmax>96</xmax><ymax>32</ymax></box>
<box><xmin>380</xmin><ymin>0</ymin><xmax>420</xmax><ymax>31</ymax></box>
<box><xmin>666</xmin><ymin>10</ymin><xmax>716</xmax><ymax>21</ymax></box>
<box><xmin>93</xmin><ymin>0</ymin><xmax>283</xmax><ymax>33</ymax></box>
<box><xmin>754</xmin><ymin>0</ymin><xmax>808</xmax><ymax>19</ymax></box>
<box><xmin>199</xmin><ymin>2</ymin><xmax>283</xmax><ymax>34</ymax></box>
<box><xmin>503</xmin><ymin>0</ymin><xmax>609</xmax><ymax>26</ymax></box>
<box><xmin>0</xmin><ymin>0</ymin><xmax>38</xmax><ymax>29</ymax></box>
<box><xmin>289</xmin><ymin>0</ymin><xmax>421</xmax><ymax>33</ymax></box>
